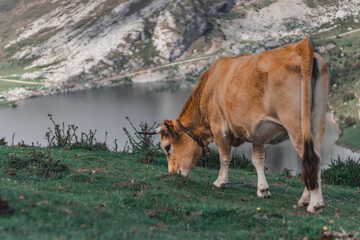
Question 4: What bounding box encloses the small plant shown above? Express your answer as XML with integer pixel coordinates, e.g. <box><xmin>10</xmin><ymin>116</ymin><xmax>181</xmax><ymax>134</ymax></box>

<box><xmin>46</xmin><ymin>114</ymin><xmax>109</xmax><ymax>151</ymax></box>
<box><xmin>344</xmin><ymin>116</ymin><xmax>356</xmax><ymax>127</ymax></box>
<box><xmin>283</xmin><ymin>168</ymin><xmax>294</xmax><ymax>178</ymax></box>
<box><xmin>113</xmin><ymin>139</ymin><xmax>119</xmax><ymax>152</ymax></box>
<box><xmin>185</xmin><ymin>70</ymin><xmax>202</xmax><ymax>82</ymax></box>
<box><xmin>122</xmin><ymin>116</ymin><xmax>160</xmax><ymax>156</ymax></box>
<box><xmin>343</xmin><ymin>92</ymin><xmax>355</xmax><ymax>102</ymax></box>
<box><xmin>231</xmin><ymin>152</ymin><xmax>255</xmax><ymax>171</ymax></box>
<box><xmin>0</xmin><ymin>137</ymin><xmax>7</xmax><ymax>146</ymax></box>
<box><xmin>4</xmin><ymin>150</ymin><xmax>68</xmax><ymax>178</ymax></box>
<box><xmin>197</xmin><ymin>149</ymin><xmax>221</xmax><ymax>169</ymax></box>
<box><xmin>17</xmin><ymin>140</ymin><xmax>28</xmax><ymax>147</ymax></box>
<box><xmin>322</xmin><ymin>155</ymin><xmax>360</xmax><ymax>187</ymax></box>
<box><xmin>197</xmin><ymin>149</ymin><xmax>254</xmax><ymax>171</ymax></box>
<box><xmin>339</xmin><ymin>114</ymin><xmax>345</xmax><ymax>121</ymax></box>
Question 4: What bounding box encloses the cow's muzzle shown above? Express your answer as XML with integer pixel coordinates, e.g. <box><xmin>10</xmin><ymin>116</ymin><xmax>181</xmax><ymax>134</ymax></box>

<box><xmin>178</xmin><ymin>168</ymin><xmax>189</xmax><ymax>178</ymax></box>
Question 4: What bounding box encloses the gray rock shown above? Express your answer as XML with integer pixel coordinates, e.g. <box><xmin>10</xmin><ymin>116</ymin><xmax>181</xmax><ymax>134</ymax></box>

<box><xmin>209</xmin><ymin>0</ymin><xmax>236</xmax><ymax>14</ymax></box>
<box><xmin>153</xmin><ymin>0</ymin><xmax>211</xmax><ymax>61</ymax></box>
<box><xmin>128</xmin><ymin>31</ymin><xmax>142</xmax><ymax>41</ymax></box>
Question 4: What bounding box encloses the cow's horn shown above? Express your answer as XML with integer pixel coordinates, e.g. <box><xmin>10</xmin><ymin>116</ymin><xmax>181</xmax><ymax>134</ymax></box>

<box><xmin>137</xmin><ymin>131</ymin><xmax>157</xmax><ymax>135</ymax></box>
<box><xmin>137</xmin><ymin>126</ymin><xmax>163</xmax><ymax>135</ymax></box>
<box><xmin>155</xmin><ymin>126</ymin><xmax>164</xmax><ymax>134</ymax></box>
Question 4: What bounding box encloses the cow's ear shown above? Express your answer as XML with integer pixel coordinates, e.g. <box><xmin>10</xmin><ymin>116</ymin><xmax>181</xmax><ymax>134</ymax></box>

<box><xmin>157</xmin><ymin>120</ymin><xmax>180</xmax><ymax>138</ymax></box>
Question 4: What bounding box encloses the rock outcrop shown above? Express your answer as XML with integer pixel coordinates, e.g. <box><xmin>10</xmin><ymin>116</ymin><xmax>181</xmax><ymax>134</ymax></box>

<box><xmin>153</xmin><ymin>0</ymin><xmax>210</xmax><ymax>61</ymax></box>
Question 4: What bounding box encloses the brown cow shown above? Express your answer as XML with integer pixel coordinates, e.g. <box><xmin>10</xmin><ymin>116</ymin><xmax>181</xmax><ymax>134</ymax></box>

<box><xmin>155</xmin><ymin>38</ymin><xmax>329</xmax><ymax>213</ymax></box>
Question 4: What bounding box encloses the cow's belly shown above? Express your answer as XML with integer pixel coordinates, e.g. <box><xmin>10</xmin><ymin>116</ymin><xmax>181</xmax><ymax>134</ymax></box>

<box><xmin>250</xmin><ymin>120</ymin><xmax>289</xmax><ymax>144</ymax></box>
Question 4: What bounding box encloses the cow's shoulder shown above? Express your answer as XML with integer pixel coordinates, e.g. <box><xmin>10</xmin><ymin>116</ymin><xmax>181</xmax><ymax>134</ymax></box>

<box><xmin>209</xmin><ymin>54</ymin><xmax>254</xmax><ymax>79</ymax></box>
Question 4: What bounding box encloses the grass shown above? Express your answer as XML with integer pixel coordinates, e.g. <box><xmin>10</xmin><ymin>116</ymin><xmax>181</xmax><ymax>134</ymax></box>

<box><xmin>0</xmin><ymin>63</ymin><xmax>39</xmax><ymax>77</ymax></box>
<box><xmin>1</xmin><ymin>145</ymin><xmax>359</xmax><ymax>239</ymax></box>
<box><xmin>338</xmin><ymin>122</ymin><xmax>360</xmax><ymax>150</ymax></box>
<box><xmin>110</xmin><ymin>76</ymin><xmax>132</xmax><ymax>85</ymax></box>
<box><xmin>2</xmin><ymin>149</ymin><xmax>68</xmax><ymax>178</ymax></box>
<box><xmin>244</xmin><ymin>0</ymin><xmax>277</xmax><ymax>11</ymax></box>
<box><xmin>197</xmin><ymin>150</ymin><xmax>254</xmax><ymax>171</ymax></box>
<box><xmin>304</xmin><ymin>0</ymin><xmax>340</xmax><ymax>8</ymax></box>
<box><xmin>0</xmin><ymin>81</ymin><xmax>42</xmax><ymax>92</ymax></box>
<box><xmin>0</xmin><ymin>63</ymin><xmax>44</xmax><ymax>94</ymax></box>
<box><xmin>0</xmin><ymin>76</ymin><xmax>20</xmax><ymax>80</ymax></box>
<box><xmin>134</xmin><ymin>19</ymin><xmax>158</xmax><ymax>66</ymax></box>
<box><xmin>0</xmin><ymin>99</ymin><xmax>16</xmax><ymax>106</ymax></box>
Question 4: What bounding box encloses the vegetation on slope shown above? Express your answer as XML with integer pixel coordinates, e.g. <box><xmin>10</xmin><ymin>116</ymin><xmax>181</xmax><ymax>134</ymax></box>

<box><xmin>322</xmin><ymin>155</ymin><xmax>360</xmax><ymax>187</ymax></box>
<box><xmin>1</xmin><ymin>145</ymin><xmax>360</xmax><ymax>239</ymax></box>
<box><xmin>312</xmin><ymin>18</ymin><xmax>360</xmax><ymax>150</ymax></box>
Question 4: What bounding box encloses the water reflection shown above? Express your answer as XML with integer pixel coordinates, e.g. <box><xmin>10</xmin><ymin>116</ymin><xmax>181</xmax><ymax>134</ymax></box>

<box><xmin>0</xmin><ymin>82</ymin><xmax>358</xmax><ymax>173</ymax></box>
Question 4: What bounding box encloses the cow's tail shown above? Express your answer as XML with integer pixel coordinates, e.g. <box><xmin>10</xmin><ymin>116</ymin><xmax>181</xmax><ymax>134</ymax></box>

<box><xmin>296</xmin><ymin>38</ymin><xmax>320</xmax><ymax>191</ymax></box>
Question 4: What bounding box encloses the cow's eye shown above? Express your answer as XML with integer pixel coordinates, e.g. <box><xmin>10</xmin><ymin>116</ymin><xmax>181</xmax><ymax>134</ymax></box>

<box><xmin>165</xmin><ymin>145</ymin><xmax>171</xmax><ymax>155</ymax></box>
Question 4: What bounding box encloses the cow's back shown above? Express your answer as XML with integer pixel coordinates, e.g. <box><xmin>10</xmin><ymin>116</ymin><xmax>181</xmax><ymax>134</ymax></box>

<box><xmin>202</xmin><ymin>42</ymin><xmax>327</xmax><ymax>143</ymax></box>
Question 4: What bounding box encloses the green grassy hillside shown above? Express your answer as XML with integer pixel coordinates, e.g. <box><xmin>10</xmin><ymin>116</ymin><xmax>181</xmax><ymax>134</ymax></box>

<box><xmin>312</xmin><ymin>21</ymin><xmax>360</xmax><ymax>150</ymax></box>
<box><xmin>1</xmin><ymin>146</ymin><xmax>359</xmax><ymax>239</ymax></box>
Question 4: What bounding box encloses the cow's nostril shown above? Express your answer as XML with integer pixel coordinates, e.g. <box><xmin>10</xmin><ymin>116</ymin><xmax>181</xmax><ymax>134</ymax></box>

<box><xmin>179</xmin><ymin>169</ymin><xmax>182</xmax><ymax>175</ymax></box>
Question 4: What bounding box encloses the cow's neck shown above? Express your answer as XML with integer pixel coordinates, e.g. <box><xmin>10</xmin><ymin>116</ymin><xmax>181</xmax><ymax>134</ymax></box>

<box><xmin>177</xmin><ymin>75</ymin><xmax>212</xmax><ymax>145</ymax></box>
<box><xmin>178</xmin><ymin>106</ymin><xmax>209</xmax><ymax>135</ymax></box>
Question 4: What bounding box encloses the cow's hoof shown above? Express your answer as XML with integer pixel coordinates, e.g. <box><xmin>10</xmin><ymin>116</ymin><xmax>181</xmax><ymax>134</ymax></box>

<box><xmin>298</xmin><ymin>200</ymin><xmax>310</xmax><ymax>207</ymax></box>
<box><xmin>213</xmin><ymin>180</ymin><xmax>228</xmax><ymax>188</ymax></box>
<box><xmin>307</xmin><ymin>203</ymin><xmax>325</xmax><ymax>213</ymax></box>
<box><xmin>257</xmin><ymin>188</ymin><xmax>271</xmax><ymax>198</ymax></box>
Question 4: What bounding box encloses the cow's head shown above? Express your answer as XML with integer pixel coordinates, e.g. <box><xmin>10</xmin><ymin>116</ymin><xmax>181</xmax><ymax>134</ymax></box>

<box><xmin>155</xmin><ymin>119</ymin><xmax>202</xmax><ymax>177</ymax></box>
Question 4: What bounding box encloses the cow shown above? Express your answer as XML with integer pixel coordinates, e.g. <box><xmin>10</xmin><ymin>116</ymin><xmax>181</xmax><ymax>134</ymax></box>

<box><xmin>154</xmin><ymin>38</ymin><xmax>329</xmax><ymax>213</ymax></box>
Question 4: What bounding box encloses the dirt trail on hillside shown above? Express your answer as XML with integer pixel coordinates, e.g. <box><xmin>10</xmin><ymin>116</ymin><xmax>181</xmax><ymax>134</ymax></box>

<box><xmin>98</xmin><ymin>55</ymin><xmax>215</xmax><ymax>83</ymax></box>
<box><xmin>325</xmin><ymin>28</ymin><xmax>360</xmax><ymax>39</ymax></box>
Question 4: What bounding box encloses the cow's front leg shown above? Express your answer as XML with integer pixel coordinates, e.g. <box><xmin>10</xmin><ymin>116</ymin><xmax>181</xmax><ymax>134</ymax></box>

<box><xmin>252</xmin><ymin>144</ymin><xmax>271</xmax><ymax>198</ymax></box>
<box><xmin>213</xmin><ymin>132</ymin><xmax>232</xmax><ymax>188</ymax></box>
<box><xmin>213</xmin><ymin>154</ymin><xmax>231</xmax><ymax>188</ymax></box>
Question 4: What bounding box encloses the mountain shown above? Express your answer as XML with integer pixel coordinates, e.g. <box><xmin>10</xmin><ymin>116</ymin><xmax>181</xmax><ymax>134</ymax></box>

<box><xmin>0</xmin><ymin>0</ymin><xmax>357</xmax><ymax>82</ymax></box>
<box><xmin>0</xmin><ymin>0</ymin><xmax>360</xmax><ymax>148</ymax></box>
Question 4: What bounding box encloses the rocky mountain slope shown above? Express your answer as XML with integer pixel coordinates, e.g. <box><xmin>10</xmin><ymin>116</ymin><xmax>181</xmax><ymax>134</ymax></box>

<box><xmin>0</xmin><ymin>0</ymin><xmax>359</xmax><ymax>106</ymax></box>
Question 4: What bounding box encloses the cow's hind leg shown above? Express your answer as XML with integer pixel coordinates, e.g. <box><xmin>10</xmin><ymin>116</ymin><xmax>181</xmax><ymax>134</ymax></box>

<box><xmin>299</xmin><ymin>181</ymin><xmax>324</xmax><ymax>212</ymax></box>
<box><xmin>298</xmin><ymin>187</ymin><xmax>310</xmax><ymax>207</ymax></box>
<box><xmin>298</xmin><ymin>57</ymin><xmax>327</xmax><ymax>212</ymax></box>
<box><xmin>252</xmin><ymin>144</ymin><xmax>271</xmax><ymax>198</ymax></box>
<box><xmin>298</xmin><ymin>161</ymin><xmax>324</xmax><ymax>211</ymax></box>
<box><xmin>302</xmin><ymin>55</ymin><xmax>328</xmax><ymax>213</ymax></box>
<box><xmin>307</xmin><ymin>167</ymin><xmax>324</xmax><ymax>213</ymax></box>
<box><xmin>284</xmin><ymin>126</ymin><xmax>324</xmax><ymax>213</ymax></box>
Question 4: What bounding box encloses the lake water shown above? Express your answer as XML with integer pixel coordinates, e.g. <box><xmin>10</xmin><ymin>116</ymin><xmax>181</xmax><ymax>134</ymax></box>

<box><xmin>0</xmin><ymin>82</ymin><xmax>359</xmax><ymax>173</ymax></box>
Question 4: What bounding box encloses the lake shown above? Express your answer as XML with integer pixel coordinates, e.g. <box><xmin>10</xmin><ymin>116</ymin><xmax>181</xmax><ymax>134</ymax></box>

<box><xmin>0</xmin><ymin>82</ymin><xmax>359</xmax><ymax>173</ymax></box>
